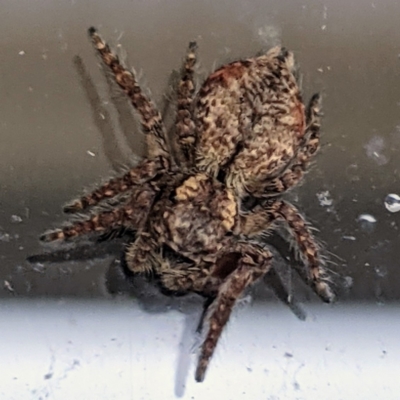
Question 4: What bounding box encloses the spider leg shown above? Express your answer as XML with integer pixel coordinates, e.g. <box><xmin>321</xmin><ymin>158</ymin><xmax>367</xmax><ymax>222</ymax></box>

<box><xmin>175</xmin><ymin>42</ymin><xmax>197</xmax><ymax>166</ymax></box>
<box><xmin>41</xmin><ymin>185</ymin><xmax>154</xmax><ymax>242</ymax></box>
<box><xmin>263</xmin><ymin>93</ymin><xmax>322</xmax><ymax>195</ymax></box>
<box><xmin>124</xmin><ymin>232</ymin><xmax>155</xmax><ymax>275</ymax></box>
<box><xmin>241</xmin><ymin>200</ymin><xmax>335</xmax><ymax>303</ymax></box>
<box><xmin>63</xmin><ymin>158</ymin><xmax>165</xmax><ymax>213</ymax></box>
<box><xmin>88</xmin><ymin>27</ymin><xmax>170</xmax><ymax>160</ymax></box>
<box><xmin>174</xmin><ymin>41</ymin><xmax>198</xmax><ymax>166</ymax></box>
<box><xmin>195</xmin><ymin>243</ymin><xmax>272</xmax><ymax>382</ymax></box>
<box><xmin>196</xmin><ymin>262</ymin><xmax>306</xmax><ymax>335</ymax></box>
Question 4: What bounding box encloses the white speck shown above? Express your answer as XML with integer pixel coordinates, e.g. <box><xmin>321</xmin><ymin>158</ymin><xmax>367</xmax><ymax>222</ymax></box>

<box><xmin>342</xmin><ymin>235</ymin><xmax>356</xmax><ymax>241</ymax></box>
<box><xmin>384</xmin><ymin>193</ymin><xmax>400</xmax><ymax>213</ymax></box>
<box><xmin>87</xmin><ymin>150</ymin><xmax>96</xmax><ymax>157</ymax></box>
<box><xmin>317</xmin><ymin>68</ymin><xmax>324</xmax><ymax>73</ymax></box>
<box><xmin>323</xmin><ymin>5</ymin><xmax>328</xmax><ymax>19</ymax></box>
<box><xmin>321</xmin><ymin>25</ymin><xmax>327</xmax><ymax>30</ymax></box>
<box><xmin>364</xmin><ymin>135</ymin><xmax>388</xmax><ymax>165</ymax></box>
<box><xmin>374</xmin><ymin>265</ymin><xmax>388</xmax><ymax>278</ymax></box>
<box><xmin>316</xmin><ymin>191</ymin><xmax>333</xmax><ymax>207</ymax></box>
<box><xmin>19</xmin><ymin>50</ymin><xmax>25</xmax><ymax>56</ymax></box>
<box><xmin>358</xmin><ymin>214</ymin><xmax>377</xmax><ymax>223</ymax></box>
<box><xmin>4</xmin><ymin>280</ymin><xmax>14</xmax><ymax>293</ymax></box>
<box><xmin>32</xmin><ymin>263</ymin><xmax>46</xmax><ymax>273</ymax></box>
<box><xmin>0</xmin><ymin>231</ymin><xmax>11</xmax><ymax>242</ymax></box>
<box><xmin>99</xmin><ymin>113</ymin><xmax>105</xmax><ymax>120</ymax></box>
<box><xmin>358</xmin><ymin>214</ymin><xmax>377</xmax><ymax>233</ymax></box>
<box><xmin>343</xmin><ymin>276</ymin><xmax>354</xmax><ymax>289</ymax></box>
<box><xmin>10</xmin><ymin>215</ymin><xmax>22</xmax><ymax>224</ymax></box>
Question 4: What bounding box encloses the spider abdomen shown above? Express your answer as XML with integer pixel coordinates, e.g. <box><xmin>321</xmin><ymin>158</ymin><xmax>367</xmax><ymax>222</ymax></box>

<box><xmin>195</xmin><ymin>46</ymin><xmax>306</xmax><ymax>198</ymax></box>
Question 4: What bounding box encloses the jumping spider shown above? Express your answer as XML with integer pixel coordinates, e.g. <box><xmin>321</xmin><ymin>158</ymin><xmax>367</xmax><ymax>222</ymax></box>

<box><xmin>40</xmin><ymin>27</ymin><xmax>335</xmax><ymax>382</ymax></box>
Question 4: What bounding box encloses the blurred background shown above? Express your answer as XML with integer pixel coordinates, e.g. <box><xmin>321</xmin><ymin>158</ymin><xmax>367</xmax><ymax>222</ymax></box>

<box><xmin>1</xmin><ymin>0</ymin><xmax>400</xmax><ymax>398</ymax></box>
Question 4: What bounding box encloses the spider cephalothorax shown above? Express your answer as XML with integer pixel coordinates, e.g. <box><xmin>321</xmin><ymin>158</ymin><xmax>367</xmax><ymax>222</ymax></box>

<box><xmin>40</xmin><ymin>28</ymin><xmax>334</xmax><ymax>382</ymax></box>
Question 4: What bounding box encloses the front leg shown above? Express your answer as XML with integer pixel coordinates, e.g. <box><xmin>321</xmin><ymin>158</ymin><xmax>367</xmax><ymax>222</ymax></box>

<box><xmin>195</xmin><ymin>243</ymin><xmax>272</xmax><ymax>382</ymax></box>
<box><xmin>64</xmin><ymin>158</ymin><xmax>167</xmax><ymax>213</ymax></box>
<box><xmin>41</xmin><ymin>185</ymin><xmax>155</xmax><ymax>242</ymax></box>
<box><xmin>88</xmin><ymin>28</ymin><xmax>170</xmax><ymax>160</ymax></box>
<box><xmin>196</xmin><ymin>263</ymin><xmax>306</xmax><ymax>335</ymax></box>
<box><xmin>240</xmin><ymin>200</ymin><xmax>335</xmax><ymax>303</ymax></box>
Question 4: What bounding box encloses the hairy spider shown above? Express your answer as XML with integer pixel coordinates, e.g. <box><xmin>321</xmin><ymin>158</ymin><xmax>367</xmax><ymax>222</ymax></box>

<box><xmin>40</xmin><ymin>28</ymin><xmax>335</xmax><ymax>382</ymax></box>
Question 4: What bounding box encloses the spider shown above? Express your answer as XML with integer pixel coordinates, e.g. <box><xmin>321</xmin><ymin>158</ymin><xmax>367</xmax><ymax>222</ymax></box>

<box><xmin>40</xmin><ymin>27</ymin><xmax>335</xmax><ymax>382</ymax></box>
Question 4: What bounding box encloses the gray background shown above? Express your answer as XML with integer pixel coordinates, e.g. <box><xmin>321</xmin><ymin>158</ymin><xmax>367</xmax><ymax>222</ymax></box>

<box><xmin>1</xmin><ymin>0</ymin><xmax>400</xmax><ymax>301</ymax></box>
<box><xmin>1</xmin><ymin>1</ymin><xmax>400</xmax><ymax>398</ymax></box>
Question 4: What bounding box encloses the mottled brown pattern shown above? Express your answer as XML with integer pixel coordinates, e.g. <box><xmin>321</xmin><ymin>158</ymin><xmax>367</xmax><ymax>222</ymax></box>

<box><xmin>175</xmin><ymin>41</ymin><xmax>198</xmax><ymax>165</ymax></box>
<box><xmin>39</xmin><ymin>28</ymin><xmax>334</xmax><ymax>383</ymax></box>
<box><xmin>88</xmin><ymin>28</ymin><xmax>170</xmax><ymax>160</ymax></box>
<box><xmin>63</xmin><ymin>158</ymin><xmax>166</xmax><ymax>213</ymax></box>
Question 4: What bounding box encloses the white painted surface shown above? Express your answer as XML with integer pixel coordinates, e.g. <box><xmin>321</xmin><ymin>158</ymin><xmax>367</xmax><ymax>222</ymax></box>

<box><xmin>1</xmin><ymin>300</ymin><xmax>399</xmax><ymax>399</ymax></box>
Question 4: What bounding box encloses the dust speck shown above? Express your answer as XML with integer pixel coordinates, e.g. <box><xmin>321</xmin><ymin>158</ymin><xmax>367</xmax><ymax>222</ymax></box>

<box><xmin>316</xmin><ymin>191</ymin><xmax>333</xmax><ymax>207</ymax></box>
<box><xmin>11</xmin><ymin>215</ymin><xmax>23</xmax><ymax>224</ymax></box>
<box><xmin>364</xmin><ymin>135</ymin><xmax>388</xmax><ymax>165</ymax></box>
<box><xmin>358</xmin><ymin>214</ymin><xmax>377</xmax><ymax>223</ymax></box>
<box><xmin>44</xmin><ymin>372</ymin><xmax>53</xmax><ymax>380</ymax></box>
